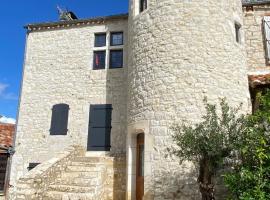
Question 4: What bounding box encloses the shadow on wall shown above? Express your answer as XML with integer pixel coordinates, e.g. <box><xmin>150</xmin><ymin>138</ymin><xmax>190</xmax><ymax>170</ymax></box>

<box><xmin>105</xmin><ymin>54</ymin><xmax>127</xmax><ymax>199</ymax></box>
<box><xmin>105</xmin><ymin>69</ymin><xmax>126</xmax><ymax>154</ymax></box>
<box><xmin>150</xmin><ymin>161</ymin><xmax>229</xmax><ymax>200</ymax></box>
<box><xmin>152</xmin><ymin>162</ymin><xmax>200</xmax><ymax>200</ymax></box>
<box><xmin>112</xmin><ymin>156</ymin><xmax>126</xmax><ymax>200</ymax></box>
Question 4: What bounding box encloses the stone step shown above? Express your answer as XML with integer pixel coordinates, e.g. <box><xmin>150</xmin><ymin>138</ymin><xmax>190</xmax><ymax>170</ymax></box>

<box><xmin>60</xmin><ymin>171</ymin><xmax>98</xmax><ymax>179</ymax></box>
<box><xmin>73</xmin><ymin>157</ymin><xmax>103</xmax><ymax>163</ymax></box>
<box><xmin>70</xmin><ymin>161</ymin><xmax>99</xmax><ymax>167</ymax></box>
<box><xmin>74</xmin><ymin>156</ymin><xmax>113</xmax><ymax>163</ymax></box>
<box><xmin>54</xmin><ymin>177</ymin><xmax>102</xmax><ymax>187</ymax></box>
<box><xmin>66</xmin><ymin>165</ymin><xmax>101</xmax><ymax>172</ymax></box>
<box><xmin>49</xmin><ymin>184</ymin><xmax>95</xmax><ymax>193</ymax></box>
<box><xmin>44</xmin><ymin>191</ymin><xmax>96</xmax><ymax>200</ymax></box>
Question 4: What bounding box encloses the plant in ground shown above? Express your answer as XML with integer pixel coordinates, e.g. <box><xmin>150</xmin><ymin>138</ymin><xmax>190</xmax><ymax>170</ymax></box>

<box><xmin>224</xmin><ymin>91</ymin><xmax>270</xmax><ymax>200</ymax></box>
<box><xmin>169</xmin><ymin>98</ymin><xmax>247</xmax><ymax>200</ymax></box>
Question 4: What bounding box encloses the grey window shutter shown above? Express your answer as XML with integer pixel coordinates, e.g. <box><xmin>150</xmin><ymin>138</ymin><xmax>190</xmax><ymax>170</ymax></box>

<box><xmin>264</xmin><ymin>16</ymin><xmax>270</xmax><ymax>62</ymax></box>
<box><xmin>50</xmin><ymin>104</ymin><xmax>69</xmax><ymax>135</ymax></box>
<box><xmin>87</xmin><ymin>104</ymin><xmax>112</xmax><ymax>151</ymax></box>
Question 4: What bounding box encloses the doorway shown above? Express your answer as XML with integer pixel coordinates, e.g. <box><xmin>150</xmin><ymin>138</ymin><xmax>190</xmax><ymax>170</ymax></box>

<box><xmin>87</xmin><ymin>104</ymin><xmax>112</xmax><ymax>151</ymax></box>
<box><xmin>0</xmin><ymin>153</ymin><xmax>8</xmax><ymax>193</ymax></box>
<box><xmin>136</xmin><ymin>133</ymin><xmax>144</xmax><ymax>200</ymax></box>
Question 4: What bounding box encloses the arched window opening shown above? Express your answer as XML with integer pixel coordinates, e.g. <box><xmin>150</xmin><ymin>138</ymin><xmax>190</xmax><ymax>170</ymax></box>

<box><xmin>140</xmin><ymin>0</ymin><xmax>147</xmax><ymax>13</ymax></box>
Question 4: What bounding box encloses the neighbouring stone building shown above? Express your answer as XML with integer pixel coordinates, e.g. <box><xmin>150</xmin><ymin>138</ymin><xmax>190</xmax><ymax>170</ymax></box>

<box><xmin>8</xmin><ymin>0</ymin><xmax>270</xmax><ymax>199</ymax></box>
<box><xmin>0</xmin><ymin>123</ymin><xmax>15</xmax><ymax>199</ymax></box>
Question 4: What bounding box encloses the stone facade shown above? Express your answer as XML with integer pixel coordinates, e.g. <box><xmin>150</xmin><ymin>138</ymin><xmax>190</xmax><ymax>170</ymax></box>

<box><xmin>11</xmin><ymin>0</ymin><xmax>269</xmax><ymax>199</ymax></box>
<box><xmin>243</xmin><ymin>3</ymin><xmax>270</xmax><ymax>73</ymax></box>
<box><xmin>13</xmin><ymin>146</ymin><xmax>126</xmax><ymax>200</ymax></box>
<box><xmin>10</xmin><ymin>18</ymin><xmax>128</xmax><ymax>195</ymax></box>
<box><xmin>127</xmin><ymin>0</ymin><xmax>250</xmax><ymax>199</ymax></box>
<box><xmin>14</xmin><ymin>146</ymin><xmax>84</xmax><ymax>200</ymax></box>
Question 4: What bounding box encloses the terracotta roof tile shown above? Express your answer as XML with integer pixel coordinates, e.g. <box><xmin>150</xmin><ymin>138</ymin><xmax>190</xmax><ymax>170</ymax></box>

<box><xmin>0</xmin><ymin>124</ymin><xmax>15</xmax><ymax>153</ymax></box>
<box><xmin>248</xmin><ymin>73</ymin><xmax>270</xmax><ymax>87</ymax></box>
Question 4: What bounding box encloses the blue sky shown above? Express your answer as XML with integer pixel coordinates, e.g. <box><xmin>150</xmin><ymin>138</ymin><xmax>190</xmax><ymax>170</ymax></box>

<box><xmin>0</xmin><ymin>0</ymin><xmax>128</xmax><ymax>120</ymax></box>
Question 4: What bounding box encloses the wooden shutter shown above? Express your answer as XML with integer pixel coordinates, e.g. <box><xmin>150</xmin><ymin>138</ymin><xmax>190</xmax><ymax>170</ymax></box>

<box><xmin>87</xmin><ymin>104</ymin><xmax>112</xmax><ymax>151</ymax></box>
<box><xmin>50</xmin><ymin>104</ymin><xmax>69</xmax><ymax>135</ymax></box>
<box><xmin>0</xmin><ymin>154</ymin><xmax>8</xmax><ymax>192</ymax></box>
<box><xmin>264</xmin><ymin>16</ymin><xmax>270</xmax><ymax>62</ymax></box>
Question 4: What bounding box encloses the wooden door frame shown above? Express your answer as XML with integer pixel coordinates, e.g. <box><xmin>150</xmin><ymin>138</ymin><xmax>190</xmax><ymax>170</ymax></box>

<box><xmin>126</xmin><ymin>121</ymin><xmax>153</xmax><ymax>200</ymax></box>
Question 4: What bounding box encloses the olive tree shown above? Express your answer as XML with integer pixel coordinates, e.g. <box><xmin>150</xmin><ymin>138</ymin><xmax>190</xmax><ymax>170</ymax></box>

<box><xmin>169</xmin><ymin>98</ymin><xmax>247</xmax><ymax>200</ymax></box>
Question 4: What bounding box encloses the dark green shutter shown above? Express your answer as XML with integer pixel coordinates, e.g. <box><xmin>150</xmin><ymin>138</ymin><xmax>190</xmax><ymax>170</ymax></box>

<box><xmin>50</xmin><ymin>104</ymin><xmax>69</xmax><ymax>135</ymax></box>
<box><xmin>87</xmin><ymin>104</ymin><xmax>112</xmax><ymax>151</ymax></box>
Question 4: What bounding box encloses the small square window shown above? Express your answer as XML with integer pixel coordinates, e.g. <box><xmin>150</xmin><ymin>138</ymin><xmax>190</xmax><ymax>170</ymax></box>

<box><xmin>95</xmin><ymin>33</ymin><xmax>106</xmax><ymax>47</ymax></box>
<box><xmin>140</xmin><ymin>0</ymin><xmax>147</xmax><ymax>13</ymax></box>
<box><xmin>93</xmin><ymin>51</ymin><xmax>106</xmax><ymax>70</ymax></box>
<box><xmin>235</xmin><ymin>23</ymin><xmax>241</xmax><ymax>43</ymax></box>
<box><xmin>110</xmin><ymin>50</ymin><xmax>123</xmax><ymax>69</ymax></box>
<box><xmin>110</xmin><ymin>32</ymin><xmax>123</xmax><ymax>46</ymax></box>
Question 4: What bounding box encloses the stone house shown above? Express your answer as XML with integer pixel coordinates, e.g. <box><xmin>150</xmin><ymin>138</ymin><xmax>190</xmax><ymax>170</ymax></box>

<box><xmin>0</xmin><ymin>123</ymin><xmax>15</xmax><ymax>199</ymax></box>
<box><xmin>8</xmin><ymin>0</ymin><xmax>270</xmax><ymax>199</ymax></box>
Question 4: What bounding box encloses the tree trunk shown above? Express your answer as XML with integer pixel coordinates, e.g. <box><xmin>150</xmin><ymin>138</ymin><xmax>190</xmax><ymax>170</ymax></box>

<box><xmin>198</xmin><ymin>156</ymin><xmax>215</xmax><ymax>200</ymax></box>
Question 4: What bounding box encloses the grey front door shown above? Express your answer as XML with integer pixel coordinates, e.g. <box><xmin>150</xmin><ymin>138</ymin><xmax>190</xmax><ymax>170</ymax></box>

<box><xmin>87</xmin><ymin>104</ymin><xmax>112</xmax><ymax>151</ymax></box>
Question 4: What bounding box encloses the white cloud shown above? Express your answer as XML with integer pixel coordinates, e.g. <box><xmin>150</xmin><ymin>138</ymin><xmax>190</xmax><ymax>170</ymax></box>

<box><xmin>0</xmin><ymin>82</ymin><xmax>17</xmax><ymax>100</ymax></box>
<box><xmin>0</xmin><ymin>83</ymin><xmax>8</xmax><ymax>94</ymax></box>
<box><xmin>0</xmin><ymin>116</ymin><xmax>16</xmax><ymax>124</ymax></box>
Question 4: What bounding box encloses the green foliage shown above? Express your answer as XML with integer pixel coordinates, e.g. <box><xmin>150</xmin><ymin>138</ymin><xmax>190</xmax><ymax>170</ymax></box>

<box><xmin>169</xmin><ymin>98</ymin><xmax>247</xmax><ymax>199</ymax></box>
<box><xmin>170</xmin><ymin>98</ymin><xmax>246</xmax><ymax>168</ymax></box>
<box><xmin>170</xmin><ymin>94</ymin><xmax>270</xmax><ymax>200</ymax></box>
<box><xmin>224</xmin><ymin>91</ymin><xmax>270</xmax><ymax>200</ymax></box>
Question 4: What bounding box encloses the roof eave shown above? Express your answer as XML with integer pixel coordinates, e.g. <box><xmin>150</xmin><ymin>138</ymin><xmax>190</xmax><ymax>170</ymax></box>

<box><xmin>242</xmin><ymin>1</ymin><xmax>270</xmax><ymax>6</ymax></box>
<box><xmin>25</xmin><ymin>13</ymin><xmax>129</xmax><ymax>31</ymax></box>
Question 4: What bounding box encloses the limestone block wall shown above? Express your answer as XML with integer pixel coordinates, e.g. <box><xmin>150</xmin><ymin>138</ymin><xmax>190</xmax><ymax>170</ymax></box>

<box><xmin>243</xmin><ymin>4</ymin><xmax>270</xmax><ymax>73</ymax></box>
<box><xmin>12</xmin><ymin>146</ymin><xmax>84</xmax><ymax>200</ymax></box>
<box><xmin>127</xmin><ymin>0</ymin><xmax>250</xmax><ymax>199</ymax></box>
<box><xmin>103</xmin><ymin>156</ymin><xmax>126</xmax><ymax>200</ymax></box>
<box><xmin>10</xmin><ymin>19</ymin><xmax>128</xmax><ymax>190</ymax></box>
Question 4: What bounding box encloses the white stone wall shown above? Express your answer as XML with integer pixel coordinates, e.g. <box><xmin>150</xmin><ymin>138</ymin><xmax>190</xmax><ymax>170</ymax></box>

<box><xmin>10</xmin><ymin>20</ymin><xmax>128</xmax><ymax>191</ymax></box>
<box><xmin>243</xmin><ymin>4</ymin><xmax>270</xmax><ymax>73</ymax></box>
<box><xmin>127</xmin><ymin>0</ymin><xmax>250</xmax><ymax>199</ymax></box>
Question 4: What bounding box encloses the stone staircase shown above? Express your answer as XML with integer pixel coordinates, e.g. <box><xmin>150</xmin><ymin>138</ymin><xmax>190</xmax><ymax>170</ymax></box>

<box><xmin>14</xmin><ymin>147</ymin><xmax>126</xmax><ymax>200</ymax></box>
<box><xmin>43</xmin><ymin>156</ymin><xmax>117</xmax><ymax>200</ymax></box>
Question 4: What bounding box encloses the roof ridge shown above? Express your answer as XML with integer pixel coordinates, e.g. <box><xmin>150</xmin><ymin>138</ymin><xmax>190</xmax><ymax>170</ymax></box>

<box><xmin>25</xmin><ymin>13</ymin><xmax>129</xmax><ymax>31</ymax></box>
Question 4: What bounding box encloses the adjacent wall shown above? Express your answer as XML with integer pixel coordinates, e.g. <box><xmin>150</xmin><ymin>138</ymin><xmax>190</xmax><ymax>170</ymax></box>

<box><xmin>10</xmin><ymin>19</ymin><xmax>128</xmax><ymax>194</ymax></box>
<box><xmin>127</xmin><ymin>0</ymin><xmax>250</xmax><ymax>199</ymax></box>
<box><xmin>243</xmin><ymin>3</ymin><xmax>270</xmax><ymax>73</ymax></box>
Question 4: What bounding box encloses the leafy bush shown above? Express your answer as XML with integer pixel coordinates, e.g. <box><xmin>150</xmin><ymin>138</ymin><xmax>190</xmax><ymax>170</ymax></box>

<box><xmin>224</xmin><ymin>91</ymin><xmax>270</xmax><ymax>200</ymax></box>
<box><xmin>169</xmin><ymin>98</ymin><xmax>247</xmax><ymax>200</ymax></box>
